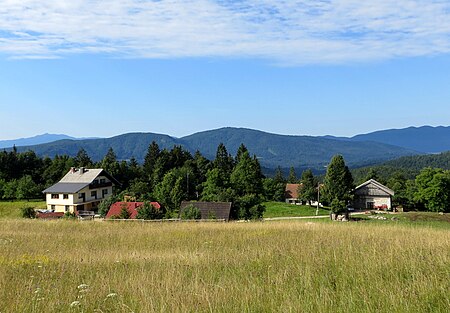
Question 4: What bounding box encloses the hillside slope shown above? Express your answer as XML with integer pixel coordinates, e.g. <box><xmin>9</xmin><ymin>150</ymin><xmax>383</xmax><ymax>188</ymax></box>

<box><xmin>350</xmin><ymin>126</ymin><xmax>450</xmax><ymax>153</ymax></box>
<box><xmin>181</xmin><ymin>128</ymin><xmax>418</xmax><ymax>169</ymax></box>
<box><xmin>0</xmin><ymin>133</ymin><xmax>76</xmax><ymax>149</ymax></box>
<box><xmin>12</xmin><ymin>128</ymin><xmax>419</xmax><ymax>170</ymax></box>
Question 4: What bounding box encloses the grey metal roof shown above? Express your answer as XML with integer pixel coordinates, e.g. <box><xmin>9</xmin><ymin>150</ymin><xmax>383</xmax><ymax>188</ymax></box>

<box><xmin>354</xmin><ymin>179</ymin><xmax>394</xmax><ymax>196</ymax></box>
<box><xmin>59</xmin><ymin>168</ymin><xmax>120</xmax><ymax>186</ymax></box>
<box><xmin>43</xmin><ymin>182</ymin><xmax>89</xmax><ymax>194</ymax></box>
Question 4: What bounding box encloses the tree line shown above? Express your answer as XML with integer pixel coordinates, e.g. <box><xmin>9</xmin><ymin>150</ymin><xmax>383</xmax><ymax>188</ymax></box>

<box><xmin>1</xmin><ymin>144</ymin><xmax>449</xmax><ymax>215</ymax></box>
<box><xmin>0</xmin><ymin>143</ymin><xmax>275</xmax><ymax>219</ymax></box>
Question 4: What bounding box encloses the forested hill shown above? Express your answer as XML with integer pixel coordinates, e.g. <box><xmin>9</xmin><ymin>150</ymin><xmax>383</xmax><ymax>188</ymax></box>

<box><xmin>349</xmin><ymin>126</ymin><xmax>450</xmax><ymax>153</ymax></box>
<box><xmin>383</xmin><ymin>150</ymin><xmax>450</xmax><ymax>170</ymax></box>
<box><xmin>11</xmin><ymin>128</ymin><xmax>418</xmax><ymax>171</ymax></box>
<box><xmin>352</xmin><ymin>151</ymin><xmax>450</xmax><ymax>183</ymax></box>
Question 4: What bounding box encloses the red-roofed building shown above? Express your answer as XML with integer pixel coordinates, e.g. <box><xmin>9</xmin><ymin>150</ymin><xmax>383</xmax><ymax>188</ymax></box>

<box><xmin>106</xmin><ymin>201</ymin><xmax>161</xmax><ymax>219</ymax></box>
<box><xmin>285</xmin><ymin>183</ymin><xmax>303</xmax><ymax>204</ymax></box>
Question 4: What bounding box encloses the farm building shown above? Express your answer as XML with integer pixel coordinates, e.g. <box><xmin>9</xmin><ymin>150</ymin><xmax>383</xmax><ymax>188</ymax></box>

<box><xmin>179</xmin><ymin>201</ymin><xmax>232</xmax><ymax>221</ymax></box>
<box><xmin>352</xmin><ymin>179</ymin><xmax>394</xmax><ymax>210</ymax></box>
<box><xmin>106</xmin><ymin>201</ymin><xmax>162</xmax><ymax>219</ymax></box>
<box><xmin>42</xmin><ymin>167</ymin><xmax>119</xmax><ymax>215</ymax></box>
<box><xmin>285</xmin><ymin>183</ymin><xmax>302</xmax><ymax>204</ymax></box>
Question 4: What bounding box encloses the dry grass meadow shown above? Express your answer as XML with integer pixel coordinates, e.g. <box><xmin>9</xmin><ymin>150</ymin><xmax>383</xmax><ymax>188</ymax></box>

<box><xmin>0</xmin><ymin>219</ymin><xmax>449</xmax><ymax>312</ymax></box>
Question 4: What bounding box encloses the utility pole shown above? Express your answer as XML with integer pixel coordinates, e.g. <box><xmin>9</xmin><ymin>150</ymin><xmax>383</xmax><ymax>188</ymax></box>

<box><xmin>186</xmin><ymin>172</ymin><xmax>189</xmax><ymax>198</ymax></box>
<box><xmin>316</xmin><ymin>182</ymin><xmax>320</xmax><ymax>216</ymax></box>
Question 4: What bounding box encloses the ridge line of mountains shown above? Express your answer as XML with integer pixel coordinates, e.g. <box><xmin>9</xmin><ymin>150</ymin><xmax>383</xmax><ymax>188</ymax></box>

<box><xmin>2</xmin><ymin>125</ymin><xmax>450</xmax><ymax>172</ymax></box>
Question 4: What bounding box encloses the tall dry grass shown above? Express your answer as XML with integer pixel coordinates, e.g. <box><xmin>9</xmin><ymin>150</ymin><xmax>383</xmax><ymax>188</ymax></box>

<box><xmin>0</xmin><ymin>220</ymin><xmax>449</xmax><ymax>312</ymax></box>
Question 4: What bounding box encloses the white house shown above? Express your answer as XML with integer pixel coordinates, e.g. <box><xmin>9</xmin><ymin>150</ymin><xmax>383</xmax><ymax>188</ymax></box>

<box><xmin>352</xmin><ymin>179</ymin><xmax>394</xmax><ymax>210</ymax></box>
<box><xmin>42</xmin><ymin>167</ymin><xmax>119</xmax><ymax>214</ymax></box>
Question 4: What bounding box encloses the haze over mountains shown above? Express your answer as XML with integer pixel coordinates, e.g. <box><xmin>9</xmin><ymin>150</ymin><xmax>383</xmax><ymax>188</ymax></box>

<box><xmin>5</xmin><ymin>126</ymin><xmax>443</xmax><ymax>172</ymax></box>
<box><xmin>0</xmin><ymin>134</ymin><xmax>76</xmax><ymax>149</ymax></box>
<box><xmin>325</xmin><ymin>126</ymin><xmax>450</xmax><ymax>154</ymax></box>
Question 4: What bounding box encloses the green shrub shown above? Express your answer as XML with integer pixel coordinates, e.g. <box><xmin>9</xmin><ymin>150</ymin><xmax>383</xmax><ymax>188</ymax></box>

<box><xmin>207</xmin><ymin>210</ymin><xmax>217</xmax><ymax>219</ymax></box>
<box><xmin>181</xmin><ymin>205</ymin><xmax>201</xmax><ymax>220</ymax></box>
<box><xmin>118</xmin><ymin>204</ymin><xmax>131</xmax><ymax>219</ymax></box>
<box><xmin>21</xmin><ymin>206</ymin><xmax>36</xmax><ymax>219</ymax></box>
<box><xmin>136</xmin><ymin>202</ymin><xmax>164</xmax><ymax>220</ymax></box>
<box><xmin>64</xmin><ymin>212</ymin><xmax>77</xmax><ymax>219</ymax></box>
<box><xmin>330</xmin><ymin>198</ymin><xmax>347</xmax><ymax>214</ymax></box>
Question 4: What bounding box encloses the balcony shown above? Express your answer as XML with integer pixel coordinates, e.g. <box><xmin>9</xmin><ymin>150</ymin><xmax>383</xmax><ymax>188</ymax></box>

<box><xmin>89</xmin><ymin>181</ymin><xmax>112</xmax><ymax>189</ymax></box>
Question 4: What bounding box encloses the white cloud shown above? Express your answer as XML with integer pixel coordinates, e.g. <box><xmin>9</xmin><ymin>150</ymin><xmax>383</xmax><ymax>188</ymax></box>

<box><xmin>0</xmin><ymin>0</ymin><xmax>449</xmax><ymax>64</ymax></box>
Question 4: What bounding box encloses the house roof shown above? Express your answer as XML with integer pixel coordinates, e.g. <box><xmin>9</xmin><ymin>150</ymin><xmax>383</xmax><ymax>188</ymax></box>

<box><xmin>285</xmin><ymin>183</ymin><xmax>301</xmax><ymax>199</ymax></box>
<box><xmin>106</xmin><ymin>201</ymin><xmax>161</xmax><ymax>219</ymax></box>
<box><xmin>43</xmin><ymin>182</ymin><xmax>89</xmax><ymax>194</ymax></box>
<box><xmin>60</xmin><ymin>168</ymin><xmax>120</xmax><ymax>185</ymax></box>
<box><xmin>43</xmin><ymin>168</ymin><xmax>120</xmax><ymax>194</ymax></box>
<box><xmin>354</xmin><ymin>179</ymin><xmax>395</xmax><ymax>196</ymax></box>
<box><xmin>180</xmin><ymin>201</ymin><xmax>232</xmax><ymax>221</ymax></box>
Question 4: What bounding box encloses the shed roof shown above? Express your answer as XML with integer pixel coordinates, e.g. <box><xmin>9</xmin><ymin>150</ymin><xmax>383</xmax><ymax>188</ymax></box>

<box><xmin>354</xmin><ymin>179</ymin><xmax>394</xmax><ymax>196</ymax></box>
<box><xmin>180</xmin><ymin>201</ymin><xmax>232</xmax><ymax>221</ymax></box>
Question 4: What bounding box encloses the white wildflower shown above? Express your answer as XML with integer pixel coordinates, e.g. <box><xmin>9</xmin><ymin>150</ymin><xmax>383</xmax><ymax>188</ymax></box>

<box><xmin>77</xmin><ymin>284</ymin><xmax>89</xmax><ymax>290</ymax></box>
<box><xmin>106</xmin><ymin>293</ymin><xmax>117</xmax><ymax>298</ymax></box>
<box><xmin>70</xmin><ymin>301</ymin><xmax>81</xmax><ymax>307</ymax></box>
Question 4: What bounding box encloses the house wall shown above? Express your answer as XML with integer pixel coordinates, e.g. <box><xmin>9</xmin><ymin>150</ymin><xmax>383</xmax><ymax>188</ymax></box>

<box><xmin>45</xmin><ymin>175</ymin><xmax>114</xmax><ymax>213</ymax></box>
<box><xmin>353</xmin><ymin>195</ymin><xmax>392</xmax><ymax>210</ymax></box>
<box><xmin>46</xmin><ymin>194</ymin><xmax>75</xmax><ymax>213</ymax></box>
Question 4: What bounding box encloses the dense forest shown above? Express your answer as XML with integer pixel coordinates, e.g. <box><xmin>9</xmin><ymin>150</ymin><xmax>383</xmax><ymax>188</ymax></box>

<box><xmin>352</xmin><ymin>151</ymin><xmax>450</xmax><ymax>183</ymax></box>
<box><xmin>10</xmin><ymin>127</ymin><xmax>416</xmax><ymax>171</ymax></box>
<box><xmin>0</xmin><ymin>143</ymin><xmax>285</xmax><ymax>219</ymax></box>
<box><xmin>2</xmin><ymin>142</ymin><xmax>450</xmax><ymax>215</ymax></box>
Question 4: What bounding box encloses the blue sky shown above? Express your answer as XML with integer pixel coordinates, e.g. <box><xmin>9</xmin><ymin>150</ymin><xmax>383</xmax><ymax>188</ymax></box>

<box><xmin>1</xmin><ymin>1</ymin><xmax>450</xmax><ymax>140</ymax></box>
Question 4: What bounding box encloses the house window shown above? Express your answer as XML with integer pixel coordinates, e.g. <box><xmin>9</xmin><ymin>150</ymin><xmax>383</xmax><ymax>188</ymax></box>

<box><xmin>91</xmin><ymin>191</ymin><xmax>97</xmax><ymax>199</ymax></box>
<box><xmin>100</xmin><ymin>178</ymin><xmax>106</xmax><ymax>184</ymax></box>
<box><xmin>65</xmin><ymin>205</ymin><xmax>70</xmax><ymax>212</ymax></box>
<box><xmin>63</xmin><ymin>194</ymin><xmax>69</xmax><ymax>199</ymax></box>
<box><xmin>93</xmin><ymin>179</ymin><xmax>99</xmax><ymax>184</ymax></box>
<box><xmin>78</xmin><ymin>193</ymin><xmax>85</xmax><ymax>199</ymax></box>
<box><xmin>102</xmin><ymin>189</ymin><xmax>108</xmax><ymax>197</ymax></box>
<box><xmin>51</xmin><ymin>194</ymin><xmax>59</xmax><ymax>199</ymax></box>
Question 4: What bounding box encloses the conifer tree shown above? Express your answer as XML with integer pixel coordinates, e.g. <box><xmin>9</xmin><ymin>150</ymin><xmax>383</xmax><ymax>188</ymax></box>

<box><xmin>143</xmin><ymin>141</ymin><xmax>160</xmax><ymax>180</ymax></box>
<box><xmin>74</xmin><ymin>148</ymin><xmax>93</xmax><ymax>168</ymax></box>
<box><xmin>299</xmin><ymin>169</ymin><xmax>316</xmax><ymax>205</ymax></box>
<box><xmin>322</xmin><ymin>155</ymin><xmax>354</xmax><ymax>205</ymax></box>
<box><xmin>287</xmin><ymin>167</ymin><xmax>297</xmax><ymax>183</ymax></box>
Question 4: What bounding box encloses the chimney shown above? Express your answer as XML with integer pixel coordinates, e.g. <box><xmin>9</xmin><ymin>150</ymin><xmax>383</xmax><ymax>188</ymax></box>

<box><xmin>79</xmin><ymin>167</ymin><xmax>85</xmax><ymax>174</ymax></box>
<box><xmin>70</xmin><ymin>167</ymin><xmax>76</xmax><ymax>173</ymax></box>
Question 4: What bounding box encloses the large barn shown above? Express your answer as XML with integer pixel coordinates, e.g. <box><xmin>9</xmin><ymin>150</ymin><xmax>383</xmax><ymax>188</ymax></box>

<box><xmin>352</xmin><ymin>179</ymin><xmax>394</xmax><ymax>210</ymax></box>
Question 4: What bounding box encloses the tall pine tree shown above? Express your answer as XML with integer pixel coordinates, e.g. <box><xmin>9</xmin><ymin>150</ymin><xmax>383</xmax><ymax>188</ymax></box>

<box><xmin>322</xmin><ymin>155</ymin><xmax>354</xmax><ymax>205</ymax></box>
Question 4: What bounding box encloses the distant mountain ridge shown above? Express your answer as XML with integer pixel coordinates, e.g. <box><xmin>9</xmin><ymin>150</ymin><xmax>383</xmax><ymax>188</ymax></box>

<box><xmin>0</xmin><ymin>133</ymin><xmax>99</xmax><ymax>149</ymax></box>
<box><xmin>8</xmin><ymin>127</ymin><xmax>419</xmax><ymax>171</ymax></box>
<box><xmin>0</xmin><ymin>133</ymin><xmax>75</xmax><ymax>149</ymax></box>
<box><xmin>324</xmin><ymin>126</ymin><xmax>450</xmax><ymax>153</ymax></box>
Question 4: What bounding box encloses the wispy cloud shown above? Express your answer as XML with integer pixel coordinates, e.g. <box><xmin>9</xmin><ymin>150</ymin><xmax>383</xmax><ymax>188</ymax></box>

<box><xmin>1</xmin><ymin>0</ymin><xmax>450</xmax><ymax>64</ymax></box>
